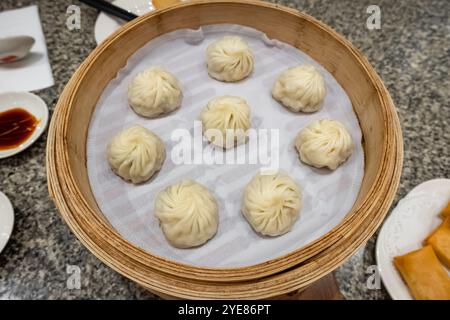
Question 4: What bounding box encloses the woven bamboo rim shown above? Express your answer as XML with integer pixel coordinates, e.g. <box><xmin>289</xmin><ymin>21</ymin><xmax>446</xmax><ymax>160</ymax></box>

<box><xmin>46</xmin><ymin>0</ymin><xmax>403</xmax><ymax>299</ymax></box>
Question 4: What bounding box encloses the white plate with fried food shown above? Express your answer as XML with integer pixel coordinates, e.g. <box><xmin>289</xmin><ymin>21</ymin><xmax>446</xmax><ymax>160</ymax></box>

<box><xmin>376</xmin><ymin>179</ymin><xmax>450</xmax><ymax>300</ymax></box>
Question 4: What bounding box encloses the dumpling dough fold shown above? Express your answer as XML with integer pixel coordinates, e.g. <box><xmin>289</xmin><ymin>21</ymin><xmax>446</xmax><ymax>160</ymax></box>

<box><xmin>295</xmin><ymin>119</ymin><xmax>354</xmax><ymax>170</ymax></box>
<box><xmin>206</xmin><ymin>36</ymin><xmax>254</xmax><ymax>82</ymax></box>
<box><xmin>128</xmin><ymin>66</ymin><xmax>183</xmax><ymax>118</ymax></box>
<box><xmin>272</xmin><ymin>64</ymin><xmax>326</xmax><ymax>112</ymax></box>
<box><xmin>242</xmin><ymin>172</ymin><xmax>302</xmax><ymax>236</ymax></box>
<box><xmin>107</xmin><ymin>125</ymin><xmax>165</xmax><ymax>184</ymax></box>
<box><xmin>155</xmin><ymin>180</ymin><xmax>219</xmax><ymax>248</ymax></box>
<box><xmin>201</xmin><ymin>95</ymin><xmax>251</xmax><ymax>149</ymax></box>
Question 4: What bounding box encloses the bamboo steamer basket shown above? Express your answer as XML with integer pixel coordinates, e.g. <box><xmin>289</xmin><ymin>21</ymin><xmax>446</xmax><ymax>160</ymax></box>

<box><xmin>46</xmin><ymin>0</ymin><xmax>403</xmax><ymax>299</ymax></box>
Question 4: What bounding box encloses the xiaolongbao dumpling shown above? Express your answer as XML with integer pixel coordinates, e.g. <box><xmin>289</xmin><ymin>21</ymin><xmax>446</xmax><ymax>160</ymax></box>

<box><xmin>107</xmin><ymin>125</ymin><xmax>165</xmax><ymax>184</ymax></box>
<box><xmin>272</xmin><ymin>65</ymin><xmax>326</xmax><ymax>112</ymax></box>
<box><xmin>295</xmin><ymin>119</ymin><xmax>354</xmax><ymax>170</ymax></box>
<box><xmin>242</xmin><ymin>172</ymin><xmax>302</xmax><ymax>237</ymax></box>
<box><xmin>206</xmin><ymin>36</ymin><xmax>254</xmax><ymax>82</ymax></box>
<box><xmin>200</xmin><ymin>96</ymin><xmax>251</xmax><ymax>149</ymax></box>
<box><xmin>128</xmin><ymin>67</ymin><xmax>183</xmax><ymax>118</ymax></box>
<box><xmin>155</xmin><ymin>180</ymin><xmax>219</xmax><ymax>248</ymax></box>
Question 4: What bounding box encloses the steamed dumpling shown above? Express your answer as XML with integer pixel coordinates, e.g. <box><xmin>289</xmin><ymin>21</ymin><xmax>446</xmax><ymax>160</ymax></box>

<box><xmin>295</xmin><ymin>119</ymin><xmax>354</xmax><ymax>170</ymax></box>
<box><xmin>206</xmin><ymin>36</ymin><xmax>254</xmax><ymax>82</ymax></box>
<box><xmin>242</xmin><ymin>172</ymin><xmax>302</xmax><ymax>237</ymax></box>
<box><xmin>272</xmin><ymin>65</ymin><xmax>326</xmax><ymax>112</ymax></box>
<box><xmin>107</xmin><ymin>125</ymin><xmax>165</xmax><ymax>184</ymax></box>
<box><xmin>128</xmin><ymin>67</ymin><xmax>183</xmax><ymax>118</ymax></box>
<box><xmin>200</xmin><ymin>96</ymin><xmax>251</xmax><ymax>149</ymax></box>
<box><xmin>155</xmin><ymin>180</ymin><xmax>219</xmax><ymax>248</ymax></box>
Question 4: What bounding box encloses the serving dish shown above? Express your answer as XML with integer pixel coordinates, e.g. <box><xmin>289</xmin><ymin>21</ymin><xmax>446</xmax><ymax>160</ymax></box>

<box><xmin>0</xmin><ymin>191</ymin><xmax>14</xmax><ymax>253</ymax></box>
<box><xmin>94</xmin><ymin>0</ymin><xmax>154</xmax><ymax>44</ymax></box>
<box><xmin>0</xmin><ymin>35</ymin><xmax>35</xmax><ymax>63</ymax></box>
<box><xmin>47</xmin><ymin>0</ymin><xmax>403</xmax><ymax>299</ymax></box>
<box><xmin>0</xmin><ymin>91</ymin><xmax>49</xmax><ymax>159</ymax></box>
<box><xmin>376</xmin><ymin>179</ymin><xmax>450</xmax><ymax>300</ymax></box>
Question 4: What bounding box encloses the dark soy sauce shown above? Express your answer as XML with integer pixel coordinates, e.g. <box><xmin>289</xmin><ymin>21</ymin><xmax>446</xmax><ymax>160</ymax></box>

<box><xmin>0</xmin><ymin>108</ymin><xmax>39</xmax><ymax>150</ymax></box>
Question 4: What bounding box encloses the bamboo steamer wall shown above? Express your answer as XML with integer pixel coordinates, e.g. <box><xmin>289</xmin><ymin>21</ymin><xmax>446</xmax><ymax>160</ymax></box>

<box><xmin>46</xmin><ymin>0</ymin><xmax>403</xmax><ymax>299</ymax></box>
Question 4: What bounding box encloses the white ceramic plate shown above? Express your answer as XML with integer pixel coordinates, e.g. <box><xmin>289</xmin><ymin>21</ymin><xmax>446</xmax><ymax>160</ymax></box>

<box><xmin>94</xmin><ymin>0</ymin><xmax>154</xmax><ymax>45</ymax></box>
<box><xmin>0</xmin><ymin>92</ymin><xmax>49</xmax><ymax>159</ymax></box>
<box><xmin>376</xmin><ymin>179</ymin><xmax>450</xmax><ymax>300</ymax></box>
<box><xmin>0</xmin><ymin>191</ymin><xmax>14</xmax><ymax>253</ymax></box>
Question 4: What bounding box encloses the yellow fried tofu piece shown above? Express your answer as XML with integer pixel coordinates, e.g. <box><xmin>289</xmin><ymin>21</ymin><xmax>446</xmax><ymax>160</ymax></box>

<box><xmin>394</xmin><ymin>245</ymin><xmax>450</xmax><ymax>300</ymax></box>
<box><xmin>425</xmin><ymin>217</ymin><xmax>450</xmax><ymax>268</ymax></box>
<box><xmin>440</xmin><ymin>200</ymin><xmax>450</xmax><ymax>218</ymax></box>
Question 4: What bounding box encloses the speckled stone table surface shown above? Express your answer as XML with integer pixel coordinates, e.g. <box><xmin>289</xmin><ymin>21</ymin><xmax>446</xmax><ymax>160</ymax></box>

<box><xmin>0</xmin><ymin>0</ymin><xmax>448</xmax><ymax>300</ymax></box>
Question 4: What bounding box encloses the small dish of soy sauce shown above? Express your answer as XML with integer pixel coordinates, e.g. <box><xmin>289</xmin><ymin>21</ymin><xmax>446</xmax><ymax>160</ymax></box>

<box><xmin>0</xmin><ymin>92</ymin><xmax>48</xmax><ymax>159</ymax></box>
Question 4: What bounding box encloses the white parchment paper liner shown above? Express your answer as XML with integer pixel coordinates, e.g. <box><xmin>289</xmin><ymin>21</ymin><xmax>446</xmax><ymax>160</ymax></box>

<box><xmin>87</xmin><ymin>24</ymin><xmax>364</xmax><ymax>268</ymax></box>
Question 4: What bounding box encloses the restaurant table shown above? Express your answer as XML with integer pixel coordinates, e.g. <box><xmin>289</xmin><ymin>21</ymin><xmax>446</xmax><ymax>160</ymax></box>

<box><xmin>0</xmin><ymin>0</ymin><xmax>448</xmax><ymax>299</ymax></box>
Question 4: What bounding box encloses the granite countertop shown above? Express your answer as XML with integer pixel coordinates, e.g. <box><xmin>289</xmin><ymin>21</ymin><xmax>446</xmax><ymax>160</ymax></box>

<box><xmin>0</xmin><ymin>0</ymin><xmax>448</xmax><ymax>299</ymax></box>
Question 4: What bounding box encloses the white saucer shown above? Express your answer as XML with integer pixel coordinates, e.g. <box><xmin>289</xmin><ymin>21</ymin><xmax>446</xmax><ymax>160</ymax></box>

<box><xmin>94</xmin><ymin>0</ymin><xmax>154</xmax><ymax>44</ymax></box>
<box><xmin>0</xmin><ymin>92</ymin><xmax>49</xmax><ymax>159</ymax></box>
<box><xmin>0</xmin><ymin>191</ymin><xmax>14</xmax><ymax>253</ymax></box>
<box><xmin>376</xmin><ymin>179</ymin><xmax>450</xmax><ymax>300</ymax></box>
